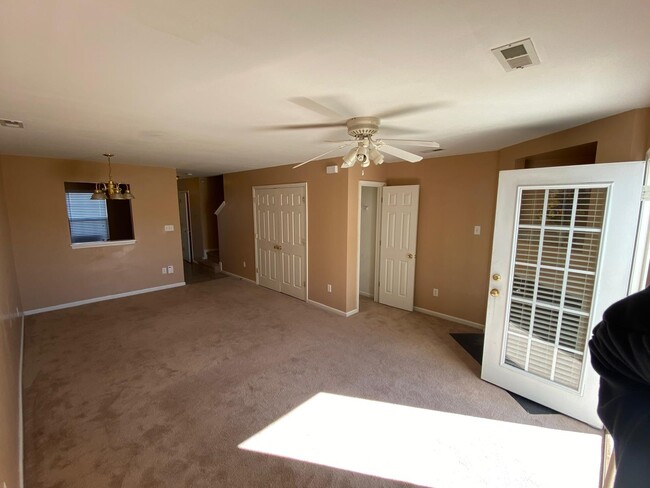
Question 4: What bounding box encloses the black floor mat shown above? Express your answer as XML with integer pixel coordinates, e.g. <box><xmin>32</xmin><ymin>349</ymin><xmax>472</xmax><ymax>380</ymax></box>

<box><xmin>450</xmin><ymin>332</ymin><xmax>559</xmax><ymax>415</ymax></box>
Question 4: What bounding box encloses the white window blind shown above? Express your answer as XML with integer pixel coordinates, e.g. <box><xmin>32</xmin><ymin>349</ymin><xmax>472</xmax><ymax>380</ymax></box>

<box><xmin>65</xmin><ymin>192</ymin><xmax>110</xmax><ymax>243</ymax></box>
<box><xmin>504</xmin><ymin>186</ymin><xmax>608</xmax><ymax>391</ymax></box>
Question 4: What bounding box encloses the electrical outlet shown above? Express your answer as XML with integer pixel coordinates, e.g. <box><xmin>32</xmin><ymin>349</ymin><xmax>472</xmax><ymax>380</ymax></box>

<box><xmin>162</xmin><ymin>267</ymin><xmax>167</xmax><ymax>274</ymax></box>
<box><xmin>327</xmin><ymin>284</ymin><xmax>332</xmax><ymax>293</ymax></box>
<box><xmin>243</xmin><ymin>261</ymin><xmax>246</xmax><ymax>268</ymax></box>
<box><xmin>474</xmin><ymin>225</ymin><xmax>481</xmax><ymax>235</ymax></box>
<box><xmin>167</xmin><ymin>265</ymin><xmax>174</xmax><ymax>274</ymax></box>
<box><xmin>433</xmin><ymin>288</ymin><xmax>439</xmax><ymax>297</ymax></box>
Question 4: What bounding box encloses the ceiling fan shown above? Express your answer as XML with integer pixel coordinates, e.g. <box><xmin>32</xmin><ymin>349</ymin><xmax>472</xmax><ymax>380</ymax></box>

<box><xmin>265</xmin><ymin>97</ymin><xmax>442</xmax><ymax>169</ymax></box>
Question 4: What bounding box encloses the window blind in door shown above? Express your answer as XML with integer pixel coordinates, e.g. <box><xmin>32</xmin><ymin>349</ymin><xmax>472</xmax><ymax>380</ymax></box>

<box><xmin>504</xmin><ymin>187</ymin><xmax>608</xmax><ymax>391</ymax></box>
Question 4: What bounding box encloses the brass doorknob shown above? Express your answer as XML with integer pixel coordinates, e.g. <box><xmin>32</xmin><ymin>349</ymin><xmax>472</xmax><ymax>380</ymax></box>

<box><xmin>490</xmin><ymin>289</ymin><xmax>500</xmax><ymax>297</ymax></box>
<box><xmin>407</xmin><ymin>253</ymin><xmax>414</xmax><ymax>259</ymax></box>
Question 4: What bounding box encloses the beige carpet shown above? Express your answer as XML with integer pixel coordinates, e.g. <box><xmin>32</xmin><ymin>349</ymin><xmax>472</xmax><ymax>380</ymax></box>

<box><xmin>23</xmin><ymin>277</ymin><xmax>596</xmax><ymax>487</ymax></box>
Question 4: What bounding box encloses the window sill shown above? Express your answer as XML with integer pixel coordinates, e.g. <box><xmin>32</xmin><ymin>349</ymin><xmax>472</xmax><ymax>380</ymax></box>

<box><xmin>71</xmin><ymin>240</ymin><xmax>136</xmax><ymax>249</ymax></box>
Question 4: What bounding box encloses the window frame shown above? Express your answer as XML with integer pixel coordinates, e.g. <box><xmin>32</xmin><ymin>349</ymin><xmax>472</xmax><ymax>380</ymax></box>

<box><xmin>64</xmin><ymin>182</ymin><xmax>136</xmax><ymax>248</ymax></box>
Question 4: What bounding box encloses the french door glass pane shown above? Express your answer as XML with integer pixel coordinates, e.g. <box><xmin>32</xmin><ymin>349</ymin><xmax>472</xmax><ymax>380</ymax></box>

<box><xmin>504</xmin><ymin>186</ymin><xmax>607</xmax><ymax>391</ymax></box>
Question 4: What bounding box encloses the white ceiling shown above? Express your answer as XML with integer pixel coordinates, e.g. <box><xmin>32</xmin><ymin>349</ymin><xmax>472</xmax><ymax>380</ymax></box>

<box><xmin>1</xmin><ymin>0</ymin><xmax>649</xmax><ymax>176</ymax></box>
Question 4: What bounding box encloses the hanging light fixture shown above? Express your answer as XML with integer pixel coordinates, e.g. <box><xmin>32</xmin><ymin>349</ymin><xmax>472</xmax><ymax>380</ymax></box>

<box><xmin>91</xmin><ymin>153</ymin><xmax>135</xmax><ymax>200</ymax></box>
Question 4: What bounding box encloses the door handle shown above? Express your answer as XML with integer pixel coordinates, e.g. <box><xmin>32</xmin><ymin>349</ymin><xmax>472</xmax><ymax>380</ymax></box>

<box><xmin>407</xmin><ymin>253</ymin><xmax>415</xmax><ymax>259</ymax></box>
<box><xmin>273</xmin><ymin>244</ymin><xmax>282</xmax><ymax>250</ymax></box>
<box><xmin>490</xmin><ymin>289</ymin><xmax>500</xmax><ymax>297</ymax></box>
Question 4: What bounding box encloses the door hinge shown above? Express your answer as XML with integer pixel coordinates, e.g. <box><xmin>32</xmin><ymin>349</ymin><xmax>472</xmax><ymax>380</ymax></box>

<box><xmin>302</xmin><ymin>196</ymin><xmax>306</xmax><ymax>203</ymax></box>
<box><xmin>642</xmin><ymin>185</ymin><xmax>650</xmax><ymax>201</ymax></box>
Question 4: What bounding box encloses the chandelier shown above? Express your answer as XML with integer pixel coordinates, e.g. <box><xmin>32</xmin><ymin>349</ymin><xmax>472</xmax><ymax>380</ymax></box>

<box><xmin>91</xmin><ymin>153</ymin><xmax>135</xmax><ymax>200</ymax></box>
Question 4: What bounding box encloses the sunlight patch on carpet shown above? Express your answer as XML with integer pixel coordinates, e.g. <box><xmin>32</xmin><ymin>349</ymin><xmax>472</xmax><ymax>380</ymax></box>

<box><xmin>239</xmin><ymin>393</ymin><xmax>601</xmax><ymax>487</ymax></box>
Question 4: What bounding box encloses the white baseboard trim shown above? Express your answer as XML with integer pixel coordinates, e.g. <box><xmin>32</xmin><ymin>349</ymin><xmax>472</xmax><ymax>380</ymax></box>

<box><xmin>24</xmin><ymin>282</ymin><xmax>186</xmax><ymax>316</ymax></box>
<box><xmin>414</xmin><ymin>307</ymin><xmax>484</xmax><ymax>330</ymax></box>
<box><xmin>220</xmin><ymin>270</ymin><xmax>257</xmax><ymax>285</ymax></box>
<box><xmin>19</xmin><ymin>312</ymin><xmax>24</xmax><ymax>488</ymax></box>
<box><xmin>359</xmin><ymin>291</ymin><xmax>373</xmax><ymax>298</ymax></box>
<box><xmin>307</xmin><ymin>299</ymin><xmax>358</xmax><ymax>317</ymax></box>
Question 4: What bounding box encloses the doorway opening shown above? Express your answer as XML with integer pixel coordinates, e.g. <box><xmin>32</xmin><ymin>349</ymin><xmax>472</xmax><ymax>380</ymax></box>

<box><xmin>357</xmin><ymin>182</ymin><xmax>384</xmax><ymax>310</ymax></box>
<box><xmin>178</xmin><ymin>190</ymin><xmax>192</xmax><ymax>263</ymax></box>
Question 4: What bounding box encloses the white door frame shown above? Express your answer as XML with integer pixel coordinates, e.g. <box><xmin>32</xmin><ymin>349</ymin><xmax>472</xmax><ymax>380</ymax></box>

<box><xmin>356</xmin><ymin>181</ymin><xmax>385</xmax><ymax>311</ymax></box>
<box><xmin>178</xmin><ymin>190</ymin><xmax>193</xmax><ymax>263</ymax></box>
<box><xmin>252</xmin><ymin>182</ymin><xmax>308</xmax><ymax>302</ymax></box>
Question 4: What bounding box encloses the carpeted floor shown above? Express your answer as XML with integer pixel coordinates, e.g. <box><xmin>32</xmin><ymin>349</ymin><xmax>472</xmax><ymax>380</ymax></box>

<box><xmin>450</xmin><ymin>333</ymin><xmax>559</xmax><ymax>415</ymax></box>
<box><xmin>23</xmin><ymin>278</ymin><xmax>596</xmax><ymax>487</ymax></box>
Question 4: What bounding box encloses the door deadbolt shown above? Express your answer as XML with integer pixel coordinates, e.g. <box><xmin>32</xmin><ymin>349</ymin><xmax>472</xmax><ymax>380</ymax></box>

<box><xmin>490</xmin><ymin>289</ymin><xmax>500</xmax><ymax>297</ymax></box>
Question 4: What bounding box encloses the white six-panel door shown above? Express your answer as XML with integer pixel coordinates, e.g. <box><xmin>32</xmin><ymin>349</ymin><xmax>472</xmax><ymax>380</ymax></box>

<box><xmin>254</xmin><ymin>185</ymin><xmax>306</xmax><ymax>301</ymax></box>
<box><xmin>278</xmin><ymin>186</ymin><xmax>307</xmax><ymax>300</ymax></box>
<box><xmin>482</xmin><ymin>162</ymin><xmax>645</xmax><ymax>427</ymax></box>
<box><xmin>255</xmin><ymin>188</ymin><xmax>281</xmax><ymax>291</ymax></box>
<box><xmin>378</xmin><ymin>185</ymin><xmax>420</xmax><ymax>311</ymax></box>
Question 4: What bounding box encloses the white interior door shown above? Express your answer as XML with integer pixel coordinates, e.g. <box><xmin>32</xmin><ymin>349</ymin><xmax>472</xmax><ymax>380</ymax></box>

<box><xmin>482</xmin><ymin>161</ymin><xmax>645</xmax><ymax>427</ymax></box>
<box><xmin>278</xmin><ymin>186</ymin><xmax>307</xmax><ymax>300</ymax></box>
<box><xmin>178</xmin><ymin>191</ymin><xmax>192</xmax><ymax>263</ymax></box>
<box><xmin>254</xmin><ymin>185</ymin><xmax>307</xmax><ymax>300</ymax></box>
<box><xmin>255</xmin><ymin>188</ymin><xmax>281</xmax><ymax>291</ymax></box>
<box><xmin>378</xmin><ymin>185</ymin><xmax>419</xmax><ymax>311</ymax></box>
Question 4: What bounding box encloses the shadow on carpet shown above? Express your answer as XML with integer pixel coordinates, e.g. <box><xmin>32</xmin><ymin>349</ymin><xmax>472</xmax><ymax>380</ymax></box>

<box><xmin>450</xmin><ymin>333</ymin><xmax>559</xmax><ymax>416</ymax></box>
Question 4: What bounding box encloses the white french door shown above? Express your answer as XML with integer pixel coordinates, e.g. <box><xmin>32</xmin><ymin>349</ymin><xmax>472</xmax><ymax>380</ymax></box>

<box><xmin>254</xmin><ymin>184</ymin><xmax>307</xmax><ymax>301</ymax></box>
<box><xmin>378</xmin><ymin>185</ymin><xmax>419</xmax><ymax>311</ymax></box>
<box><xmin>482</xmin><ymin>162</ymin><xmax>645</xmax><ymax>427</ymax></box>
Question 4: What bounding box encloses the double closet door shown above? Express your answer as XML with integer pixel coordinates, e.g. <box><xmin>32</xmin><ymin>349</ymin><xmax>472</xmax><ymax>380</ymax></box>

<box><xmin>254</xmin><ymin>185</ymin><xmax>307</xmax><ymax>300</ymax></box>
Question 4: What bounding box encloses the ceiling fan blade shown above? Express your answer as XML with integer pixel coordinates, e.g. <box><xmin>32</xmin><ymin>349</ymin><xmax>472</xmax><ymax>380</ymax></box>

<box><xmin>292</xmin><ymin>143</ymin><xmax>356</xmax><ymax>169</ymax></box>
<box><xmin>288</xmin><ymin>97</ymin><xmax>345</xmax><ymax>120</ymax></box>
<box><xmin>374</xmin><ymin>102</ymin><xmax>446</xmax><ymax>120</ymax></box>
<box><xmin>260</xmin><ymin>121</ymin><xmax>347</xmax><ymax>131</ymax></box>
<box><xmin>376</xmin><ymin>143</ymin><xmax>423</xmax><ymax>163</ymax></box>
<box><xmin>379</xmin><ymin>139</ymin><xmax>440</xmax><ymax>148</ymax></box>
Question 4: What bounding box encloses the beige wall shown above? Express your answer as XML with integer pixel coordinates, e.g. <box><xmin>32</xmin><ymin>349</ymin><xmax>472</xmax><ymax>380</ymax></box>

<box><xmin>0</xmin><ymin>155</ymin><xmax>184</xmax><ymax>312</ymax></box>
<box><xmin>220</xmin><ymin>152</ymin><xmax>498</xmax><ymax>321</ymax></box>
<box><xmin>355</xmin><ymin>153</ymin><xmax>499</xmax><ymax>323</ymax></box>
<box><xmin>0</xmin><ymin>164</ymin><xmax>23</xmax><ymax>488</ymax></box>
<box><xmin>216</xmin><ymin>106</ymin><xmax>650</xmax><ymax>322</ymax></box>
<box><xmin>499</xmin><ymin>108</ymin><xmax>650</xmax><ymax>170</ymax></box>
<box><xmin>220</xmin><ymin>158</ymin><xmax>351</xmax><ymax>311</ymax></box>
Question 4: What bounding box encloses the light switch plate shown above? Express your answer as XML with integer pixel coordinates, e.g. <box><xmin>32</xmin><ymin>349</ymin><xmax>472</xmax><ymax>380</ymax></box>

<box><xmin>164</xmin><ymin>225</ymin><xmax>174</xmax><ymax>232</ymax></box>
<box><xmin>473</xmin><ymin>225</ymin><xmax>481</xmax><ymax>235</ymax></box>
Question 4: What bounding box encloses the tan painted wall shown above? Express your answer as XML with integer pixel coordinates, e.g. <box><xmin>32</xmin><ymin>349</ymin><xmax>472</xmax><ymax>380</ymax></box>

<box><xmin>0</xmin><ymin>155</ymin><xmax>184</xmax><ymax>312</ymax></box>
<box><xmin>218</xmin><ymin>107</ymin><xmax>650</xmax><ymax>322</ymax></box>
<box><xmin>355</xmin><ymin>153</ymin><xmax>499</xmax><ymax>324</ymax></box>
<box><xmin>499</xmin><ymin>108</ymin><xmax>650</xmax><ymax>170</ymax></box>
<box><xmin>0</xmin><ymin>164</ymin><xmax>23</xmax><ymax>488</ymax></box>
<box><xmin>220</xmin><ymin>158</ymin><xmax>350</xmax><ymax>311</ymax></box>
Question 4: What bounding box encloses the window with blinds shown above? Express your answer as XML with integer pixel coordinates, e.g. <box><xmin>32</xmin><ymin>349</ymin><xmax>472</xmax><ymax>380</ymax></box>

<box><xmin>65</xmin><ymin>192</ymin><xmax>110</xmax><ymax>243</ymax></box>
<box><xmin>504</xmin><ymin>186</ymin><xmax>608</xmax><ymax>391</ymax></box>
<box><xmin>64</xmin><ymin>182</ymin><xmax>134</xmax><ymax>244</ymax></box>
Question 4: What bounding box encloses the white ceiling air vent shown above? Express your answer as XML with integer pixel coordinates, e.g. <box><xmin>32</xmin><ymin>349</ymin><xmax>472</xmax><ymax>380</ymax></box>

<box><xmin>492</xmin><ymin>38</ymin><xmax>540</xmax><ymax>72</ymax></box>
<box><xmin>0</xmin><ymin>119</ymin><xmax>24</xmax><ymax>128</ymax></box>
